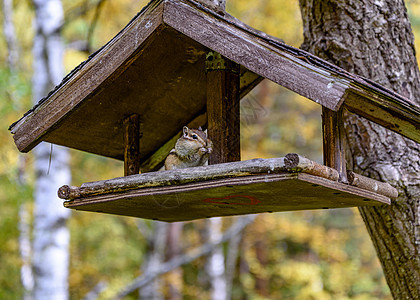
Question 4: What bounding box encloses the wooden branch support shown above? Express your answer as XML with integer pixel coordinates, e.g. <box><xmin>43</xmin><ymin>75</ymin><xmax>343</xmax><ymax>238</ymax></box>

<box><xmin>123</xmin><ymin>114</ymin><xmax>141</xmax><ymax>176</ymax></box>
<box><xmin>284</xmin><ymin>153</ymin><xmax>339</xmax><ymax>181</ymax></box>
<box><xmin>322</xmin><ymin>107</ymin><xmax>348</xmax><ymax>183</ymax></box>
<box><xmin>347</xmin><ymin>171</ymin><xmax>398</xmax><ymax>199</ymax></box>
<box><xmin>206</xmin><ymin>51</ymin><xmax>241</xmax><ymax>164</ymax></box>
<box><xmin>58</xmin><ymin>157</ymin><xmax>287</xmax><ymax>200</ymax></box>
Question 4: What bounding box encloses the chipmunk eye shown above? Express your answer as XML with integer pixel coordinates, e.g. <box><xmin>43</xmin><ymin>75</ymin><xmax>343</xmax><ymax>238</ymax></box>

<box><xmin>192</xmin><ymin>134</ymin><xmax>198</xmax><ymax>140</ymax></box>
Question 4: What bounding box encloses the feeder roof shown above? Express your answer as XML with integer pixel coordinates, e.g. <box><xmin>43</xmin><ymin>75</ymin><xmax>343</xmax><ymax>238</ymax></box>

<box><xmin>9</xmin><ymin>0</ymin><xmax>420</xmax><ymax>164</ymax></box>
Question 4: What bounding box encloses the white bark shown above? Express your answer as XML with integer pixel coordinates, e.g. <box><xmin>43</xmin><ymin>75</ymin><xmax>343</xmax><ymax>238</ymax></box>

<box><xmin>32</xmin><ymin>0</ymin><xmax>71</xmax><ymax>299</ymax></box>
<box><xmin>19</xmin><ymin>204</ymin><xmax>34</xmax><ymax>300</ymax></box>
<box><xmin>139</xmin><ymin>221</ymin><xmax>168</xmax><ymax>300</ymax></box>
<box><xmin>206</xmin><ymin>217</ymin><xmax>227</xmax><ymax>300</ymax></box>
<box><xmin>2</xmin><ymin>0</ymin><xmax>19</xmax><ymax>69</ymax></box>
<box><xmin>225</xmin><ymin>219</ymin><xmax>243</xmax><ymax>300</ymax></box>
<box><xmin>4</xmin><ymin>0</ymin><xmax>33</xmax><ymax>297</ymax></box>
<box><xmin>32</xmin><ymin>144</ymin><xmax>70</xmax><ymax>300</ymax></box>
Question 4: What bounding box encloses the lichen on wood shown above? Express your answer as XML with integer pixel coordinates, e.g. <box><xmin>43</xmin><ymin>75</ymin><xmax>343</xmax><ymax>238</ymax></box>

<box><xmin>58</xmin><ymin>157</ymin><xmax>287</xmax><ymax>200</ymax></box>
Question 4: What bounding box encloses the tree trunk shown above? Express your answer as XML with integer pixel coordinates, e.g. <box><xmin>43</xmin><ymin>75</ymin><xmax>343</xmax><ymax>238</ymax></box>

<box><xmin>32</xmin><ymin>0</ymin><xmax>71</xmax><ymax>299</ymax></box>
<box><xmin>299</xmin><ymin>0</ymin><xmax>420</xmax><ymax>298</ymax></box>
<box><xmin>139</xmin><ymin>221</ymin><xmax>167</xmax><ymax>300</ymax></box>
<box><xmin>2</xmin><ymin>0</ymin><xmax>19</xmax><ymax>70</ymax></box>
<box><xmin>165</xmin><ymin>222</ymin><xmax>184</xmax><ymax>300</ymax></box>
<box><xmin>205</xmin><ymin>217</ymin><xmax>227</xmax><ymax>300</ymax></box>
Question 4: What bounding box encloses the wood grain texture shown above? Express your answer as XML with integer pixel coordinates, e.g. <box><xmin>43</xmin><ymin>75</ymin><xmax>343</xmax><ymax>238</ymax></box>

<box><xmin>347</xmin><ymin>171</ymin><xmax>398</xmax><ymax>199</ymax></box>
<box><xmin>123</xmin><ymin>114</ymin><xmax>141</xmax><ymax>176</ymax></box>
<box><xmin>63</xmin><ymin>172</ymin><xmax>390</xmax><ymax>222</ymax></box>
<box><xmin>59</xmin><ymin>157</ymin><xmax>287</xmax><ymax>200</ymax></box>
<box><xmin>344</xmin><ymin>89</ymin><xmax>420</xmax><ymax>143</ymax></box>
<box><xmin>164</xmin><ymin>0</ymin><xmax>347</xmax><ymax>111</ymax></box>
<box><xmin>58</xmin><ymin>155</ymin><xmax>396</xmax><ymax>202</ymax></box>
<box><xmin>322</xmin><ymin>107</ymin><xmax>348</xmax><ymax>183</ymax></box>
<box><xmin>284</xmin><ymin>153</ymin><xmax>339</xmax><ymax>181</ymax></box>
<box><xmin>206</xmin><ymin>53</ymin><xmax>241</xmax><ymax>164</ymax></box>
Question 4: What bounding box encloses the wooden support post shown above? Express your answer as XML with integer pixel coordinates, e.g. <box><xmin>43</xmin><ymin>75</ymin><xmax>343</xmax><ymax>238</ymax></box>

<box><xmin>206</xmin><ymin>52</ymin><xmax>241</xmax><ymax>164</ymax></box>
<box><xmin>123</xmin><ymin>114</ymin><xmax>141</xmax><ymax>176</ymax></box>
<box><xmin>322</xmin><ymin>107</ymin><xmax>348</xmax><ymax>183</ymax></box>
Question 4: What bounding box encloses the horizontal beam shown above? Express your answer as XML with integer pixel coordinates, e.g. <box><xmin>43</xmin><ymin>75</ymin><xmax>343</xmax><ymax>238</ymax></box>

<box><xmin>164</xmin><ymin>0</ymin><xmax>348</xmax><ymax>111</ymax></box>
<box><xmin>344</xmin><ymin>89</ymin><xmax>420</xmax><ymax>143</ymax></box>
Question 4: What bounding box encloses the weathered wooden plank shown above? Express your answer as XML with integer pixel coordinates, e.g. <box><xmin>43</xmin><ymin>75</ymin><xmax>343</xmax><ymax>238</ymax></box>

<box><xmin>163</xmin><ymin>0</ymin><xmax>348</xmax><ymax>111</ymax></box>
<box><xmin>123</xmin><ymin>114</ymin><xmax>141</xmax><ymax>176</ymax></box>
<box><xmin>63</xmin><ymin>172</ymin><xmax>390</xmax><ymax>222</ymax></box>
<box><xmin>58</xmin><ymin>154</ymin><xmax>397</xmax><ymax>202</ymax></box>
<box><xmin>321</xmin><ymin>107</ymin><xmax>348</xmax><ymax>183</ymax></box>
<box><xmin>344</xmin><ymin>89</ymin><xmax>420</xmax><ymax>143</ymax></box>
<box><xmin>11</xmin><ymin>3</ymin><xmax>165</xmax><ymax>153</ymax></box>
<box><xmin>206</xmin><ymin>52</ymin><xmax>241</xmax><ymax>164</ymax></box>
<box><xmin>58</xmin><ymin>157</ymin><xmax>287</xmax><ymax>200</ymax></box>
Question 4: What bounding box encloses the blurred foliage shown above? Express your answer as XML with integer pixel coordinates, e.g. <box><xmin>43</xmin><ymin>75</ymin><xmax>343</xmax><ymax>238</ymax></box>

<box><xmin>3</xmin><ymin>0</ymin><xmax>420</xmax><ymax>299</ymax></box>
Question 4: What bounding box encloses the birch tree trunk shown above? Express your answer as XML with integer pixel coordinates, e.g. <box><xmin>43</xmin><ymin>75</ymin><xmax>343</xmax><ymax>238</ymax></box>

<box><xmin>166</xmin><ymin>222</ymin><xmax>184</xmax><ymax>300</ymax></box>
<box><xmin>2</xmin><ymin>0</ymin><xmax>19</xmax><ymax>70</ymax></box>
<box><xmin>2</xmin><ymin>1</ymin><xmax>35</xmax><ymax>297</ymax></box>
<box><xmin>139</xmin><ymin>221</ymin><xmax>168</xmax><ymax>300</ymax></box>
<box><xmin>299</xmin><ymin>1</ymin><xmax>420</xmax><ymax>298</ymax></box>
<box><xmin>206</xmin><ymin>217</ymin><xmax>227</xmax><ymax>300</ymax></box>
<box><xmin>32</xmin><ymin>0</ymin><xmax>71</xmax><ymax>299</ymax></box>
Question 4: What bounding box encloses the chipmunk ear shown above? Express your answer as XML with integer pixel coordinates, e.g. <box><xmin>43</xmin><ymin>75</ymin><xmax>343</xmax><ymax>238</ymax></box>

<box><xmin>183</xmin><ymin>126</ymin><xmax>189</xmax><ymax>137</ymax></box>
<box><xmin>204</xmin><ymin>129</ymin><xmax>208</xmax><ymax>137</ymax></box>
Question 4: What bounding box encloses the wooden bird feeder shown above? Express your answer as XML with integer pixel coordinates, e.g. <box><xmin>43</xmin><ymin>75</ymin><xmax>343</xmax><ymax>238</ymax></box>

<box><xmin>10</xmin><ymin>0</ymin><xmax>420</xmax><ymax>222</ymax></box>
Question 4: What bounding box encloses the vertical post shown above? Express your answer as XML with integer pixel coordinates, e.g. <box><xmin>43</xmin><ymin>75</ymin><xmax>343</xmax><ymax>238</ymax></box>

<box><xmin>206</xmin><ymin>52</ymin><xmax>241</xmax><ymax>164</ymax></box>
<box><xmin>322</xmin><ymin>107</ymin><xmax>348</xmax><ymax>183</ymax></box>
<box><xmin>123</xmin><ymin>114</ymin><xmax>141</xmax><ymax>176</ymax></box>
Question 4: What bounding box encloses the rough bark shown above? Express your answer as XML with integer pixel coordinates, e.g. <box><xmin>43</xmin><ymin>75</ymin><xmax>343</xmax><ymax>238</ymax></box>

<box><xmin>299</xmin><ymin>0</ymin><xmax>420</xmax><ymax>298</ymax></box>
<box><xmin>32</xmin><ymin>0</ymin><xmax>71</xmax><ymax>299</ymax></box>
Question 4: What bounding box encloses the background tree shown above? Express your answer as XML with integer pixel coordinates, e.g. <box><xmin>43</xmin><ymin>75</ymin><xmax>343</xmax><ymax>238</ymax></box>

<box><xmin>299</xmin><ymin>0</ymin><xmax>420</xmax><ymax>298</ymax></box>
<box><xmin>31</xmin><ymin>0</ymin><xmax>71</xmax><ymax>299</ymax></box>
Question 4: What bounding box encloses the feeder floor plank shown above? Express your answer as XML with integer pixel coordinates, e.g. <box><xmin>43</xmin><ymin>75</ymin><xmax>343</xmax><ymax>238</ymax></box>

<box><xmin>64</xmin><ymin>172</ymin><xmax>390</xmax><ymax>222</ymax></box>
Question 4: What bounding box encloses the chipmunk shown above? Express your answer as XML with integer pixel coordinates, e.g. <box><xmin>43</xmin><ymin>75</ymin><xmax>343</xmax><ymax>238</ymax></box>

<box><xmin>165</xmin><ymin>126</ymin><xmax>213</xmax><ymax>170</ymax></box>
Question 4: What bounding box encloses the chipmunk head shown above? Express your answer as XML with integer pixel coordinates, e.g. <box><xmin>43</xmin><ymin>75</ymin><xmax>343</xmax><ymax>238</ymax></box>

<box><xmin>175</xmin><ymin>126</ymin><xmax>212</xmax><ymax>157</ymax></box>
<box><xmin>182</xmin><ymin>126</ymin><xmax>208</xmax><ymax>145</ymax></box>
